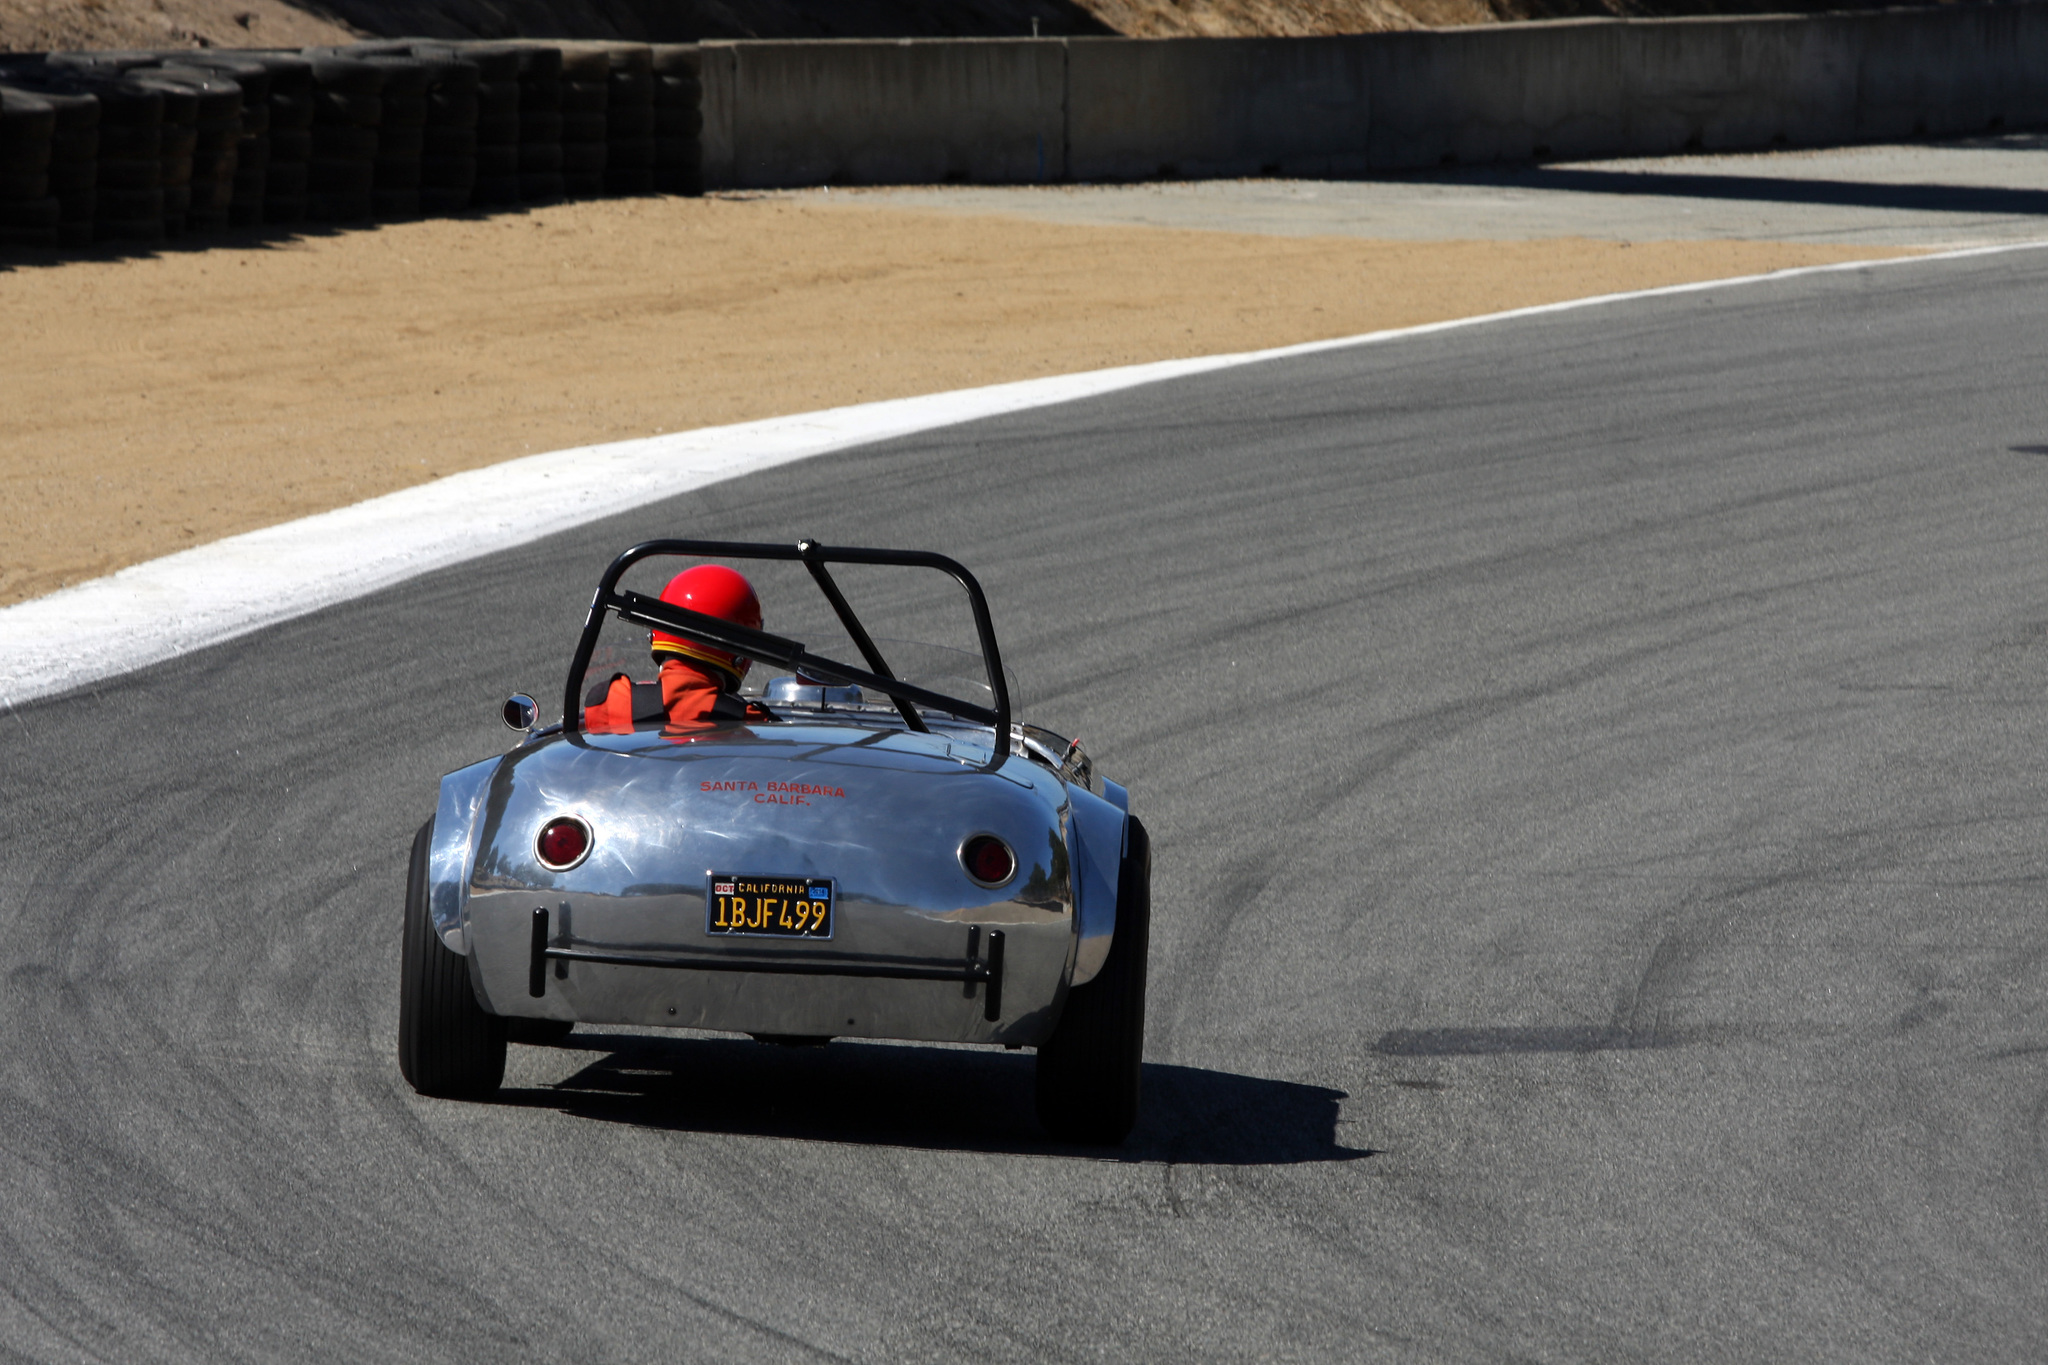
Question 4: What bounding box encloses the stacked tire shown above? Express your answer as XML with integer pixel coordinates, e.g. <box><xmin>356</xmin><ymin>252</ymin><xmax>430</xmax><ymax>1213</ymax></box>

<box><xmin>359</xmin><ymin>54</ymin><xmax>428</xmax><ymax>220</ymax></box>
<box><xmin>43</xmin><ymin>86</ymin><xmax>100</xmax><ymax>245</ymax></box>
<box><xmin>0</xmin><ymin>71</ymin><xmax>98</xmax><ymax>246</ymax></box>
<box><xmin>651</xmin><ymin>45</ymin><xmax>702</xmax><ymax>196</ymax></box>
<box><xmin>305</xmin><ymin>51</ymin><xmax>382</xmax><ymax>223</ymax></box>
<box><xmin>464</xmin><ymin>44</ymin><xmax>521</xmax><ymax>207</ymax></box>
<box><xmin>412</xmin><ymin>46</ymin><xmax>479</xmax><ymax>215</ymax></box>
<box><xmin>556</xmin><ymin>44</ymin><xmax>608</xmax><ymax>199</ymax></box>
<box><xmin>167</xmin><ymin>54</ymin><xmax>272</xmax><ymax>227</ymax></box>
<box><xmin>88</xmin><ymin>78</ymin><xmax>165</xmax><ymax>243</ymax></box>
<box><xmin>0</xmin><ymin>88</ymin><xmax>59</xmax><ymax>248</ymax></box>
<box><xmin>591</xmin><ymin>42</ymin><xmax>654</xmax><ymax>197</ymax></box>
<box><xmin>513</xmin><ymin>45</ymin><xmax>563</xmax><ymax>204</ymax></box>
<box><xmin>0</xmin><ymin>38</ymin><xmax>702</xmax><ymax>251</ymax></box>
<box><xmin>258</xmin><ymin>55</ymin><xmax>314</xmax><ymax>226</ymax></box>
<box><xmin>141</xmin><ymin>74</ymin><xmax>198</xmax><ymax>236</ymax></box>
<box><xmin>143</xmin><ymin>68</ymin><xmax>242</xmax><ymax>235</ymax></box>
<box><xmin>40</xmin><ymin>54</ymin><xmax>167</xmax><ymax>243</ymax></box>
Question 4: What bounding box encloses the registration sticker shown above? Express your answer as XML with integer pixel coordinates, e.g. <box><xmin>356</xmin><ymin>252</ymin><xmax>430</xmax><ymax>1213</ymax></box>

<box><xmin>706</xmin><ymin>873</ymin><xmax>834</xmax><ymax>939</ymax></box>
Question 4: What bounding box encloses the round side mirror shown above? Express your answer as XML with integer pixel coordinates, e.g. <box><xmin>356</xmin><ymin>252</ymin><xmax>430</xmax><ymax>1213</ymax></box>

<box><xmin>502</xmin><ymin>693</ymin><xmax>539</xmax><ymax>732</ymax></box>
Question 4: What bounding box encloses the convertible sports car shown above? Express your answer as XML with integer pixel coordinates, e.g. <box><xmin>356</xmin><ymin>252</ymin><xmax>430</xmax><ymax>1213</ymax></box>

<box><xmin>398</xmin><ymin>539</ymin><xmax>1150</xmax><ymax>1144</ymax></box>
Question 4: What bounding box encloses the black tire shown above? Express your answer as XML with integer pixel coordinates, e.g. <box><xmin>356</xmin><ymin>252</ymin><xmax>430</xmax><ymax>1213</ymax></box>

<box><xmin>374</xmin><ymin>157</ymin><xmax>422</xmax><ymax>190</ymax></box>
<box><xmin>518</xmin><ymin>170</ymin><xmax>563</xmax><ymax>202</ymax></box>
<box><xmin>650</xmin><ymin>46</ymin><xmax>699</xmax><ymax>78</ymax></box>
<box><xmin>269</xmin><ymin>91</ymin><xmax>316</xmax><ymax>134</ymax></box>
<box><xmin>518</xmin><ymin>111</ymin><xmax>562</xmax><ymax>146</ymax></box>
<box><xmin>99</xmin><ymin>123</ymin><xmax>160</xmax><ymax>160</ymax></box>
<box><xmin>96</xmin><ymin>185</ymin><xmax>160</xmax><ymax>218</ymax></box>
<box><xmin>268</xmin><ymin>128</ymin><xmax>311</xmax><ymax>163</ymax></box>
<box><xmin>427</xmin><ymin>88</ymin><xmax>481</xmax><ymax>126</ymax></box>
<box><xmin>472</xmin><ymin>174</ymin><xmax>520</xmax><ymax>205</ymax></box>
<box><xmin>373</xmin><ymin>187</ymin><xmax>420</xmax><ymax>219</ymax></box>
<box><xmin>95</xmin><ymin>215</ymin><xmax>163</xmax><ymax>243</ymax></box>
<box><xmin>308</xmin><ymin>159</ymin><xmax>375</xmax><ymax>194</ymax></box>
<box><xmin>307</xmin><ymin>190</ymin><xmax>373</xmax><ymax>221</ymax></box>
<box><xmin>477</xmin><ymin>90</ymin><xmax>520</xmax><ymax>125</ymax></box>
<box><xmin>606</xmin><ymin>104</ymin><xmax>654</xmax><ymax>138</ymax></box>
<box><xmin>655</xmin><ymin>106</ymin><xmax>703</xmax><ymax>140</ymax></box>
<box><xmin>507</xmin><ymin>1017</ymin><xmax>573</xmax><ymax>1045</ymax></box>
<box><xmin>560</xmin><ymin>50</ymin><xmax>609</xmax><ymax>83</ymax></box>
<box><xmin>654</xmin><ymin>74</ymin><xmax>702</xmax><ymax>106</ymax></box>
<box><xmin>398</xmin><ymin>818</ymin><xmax>506</xmax><ymax>1098</ymax></box>
<box><xmin>99</xmin><ymin>155</ymin><xmax>159</xmax><ymax>190</ymax></box>
<box><xmin>377</xmin><ymin>125</ymin><xmax>424</xmax><ymax>159</ymax></box>
<box><xmin>607</xmin><ymin>137</ymin><xmax>653</xmax><ymax>169</ymax></box>
<box><xmin>1035</xmin><ymin>816</ymin><xmax>1150</xmax><ymax>1144</ymax></box>
<box><xmin>476</xmin><ymin>143</ymin><xmax>519</xmax><ymax>176</ymax></box>
<box><xmin>0</xmin><ymin>196</ymin><xmax>60</xmax><ymax>228</ymax></box>
<box><xmin>423</xmin><ymin>126</ymin><xmax>476</xmax><ymax>157</ymax></box>
<box><xmin>420</xmin><ymin>157</ymin><xmax>476</xmax><ymax>189</ymax></box>
<box><xmin>603</xmin><ymin>165</ymin><xmax>653</xmax><ymax>195</ymax></box>
<box><xmin>419</xmin><ymin>185</ymin><xmax>473</xmax><ymax>214</ymax></box>
<box><xmin>311</xmin><ymin>123</ymin><xmax>376</xmax><ymax>160</ymax></box>
<box><xmin>314</xmin><ymin>89</ymin><xmax>381</xmax><ymax>128</ymax></box>
<box><xmin>265</xmin><ymin>162</ymin><xmax>308</xmax><ymax>196</ymax></box>
<box><xmin>305</xmin><ymin>53</ymin><xmax>385</xmax><ymax>96</ymax></box>
<box><xmin>48</xmin><ymin>158</ymin><xmax>98</xmax><ymax>191</ymax></box>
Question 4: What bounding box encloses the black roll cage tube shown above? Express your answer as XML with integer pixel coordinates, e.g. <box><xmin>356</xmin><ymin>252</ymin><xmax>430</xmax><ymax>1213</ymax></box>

<box><xmin>562</xmin><ymin>539</ymin><xmax>1012</xmax><ymax>759</ymax></box>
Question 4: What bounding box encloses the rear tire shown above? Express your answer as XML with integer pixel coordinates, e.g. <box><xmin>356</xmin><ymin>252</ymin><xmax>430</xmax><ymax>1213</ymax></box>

<box><xmin>1036</xmin><ymin>816</ymin><xmax>1149</xmax><ymax>1144</ymax></box>
<box><xmin>397</xmin><ymin>818</ymin><xmax>506</xmax><ymax>1097</ymax></box>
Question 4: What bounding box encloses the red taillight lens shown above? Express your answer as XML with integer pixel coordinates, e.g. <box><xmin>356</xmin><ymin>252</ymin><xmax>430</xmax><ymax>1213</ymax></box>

<box><xmin>536</xmin><ymin>817</ymin><xmax>590</xmax><ymax>869</ymax></box>
<box><xmin>962</xmin><ymin>835</ymin><xmax>1015</xmax><ymax>886</ymax></box>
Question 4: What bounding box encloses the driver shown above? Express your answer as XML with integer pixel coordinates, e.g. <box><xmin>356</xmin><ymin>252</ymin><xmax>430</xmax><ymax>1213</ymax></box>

<box><xmin>582</xmin><ymin>564</ymin><xmax>768</xmax><ymax>733</ymax></box>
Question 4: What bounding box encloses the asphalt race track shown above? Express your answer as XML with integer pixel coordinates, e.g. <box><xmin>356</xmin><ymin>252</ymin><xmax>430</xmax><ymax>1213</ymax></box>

<box><xmin>6</xmin><ymin>251</ymin><xmax>2048</xmax><ymax>1362</ymax></box>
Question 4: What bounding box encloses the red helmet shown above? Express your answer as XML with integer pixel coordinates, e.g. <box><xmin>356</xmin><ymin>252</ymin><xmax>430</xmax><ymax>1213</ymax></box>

<box><xmin>649</xmin><ymin>564</ymin><xmax>763</xmax><ymax>683</ymax></box>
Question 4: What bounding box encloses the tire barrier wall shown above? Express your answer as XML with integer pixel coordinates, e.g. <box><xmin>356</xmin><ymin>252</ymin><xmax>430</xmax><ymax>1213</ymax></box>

<box><xmin>0</xmin><ymin>39</ymin><xmax>702</xmax><ymax>249</ymax></box>
<box><xmin>698</xmin><ymin>5</ymin><xmax>2048</xmax><ymax>189</ymax></box>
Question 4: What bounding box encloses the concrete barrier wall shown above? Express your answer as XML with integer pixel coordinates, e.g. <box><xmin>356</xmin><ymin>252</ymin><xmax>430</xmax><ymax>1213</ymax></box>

<box><xmin>701</xmin><ymin>38</ymin><xmax>1063</xmax><ymax>188</ymax></box>
<box><xmin>702</xmin><ymin>5</ymin><xmax>2048</xmax><ymax>190</ymax></box>
<box><xmin>1064</xmin><ymin>37</ymin><xmax>1373</xmax><ymax>180</ymax></box>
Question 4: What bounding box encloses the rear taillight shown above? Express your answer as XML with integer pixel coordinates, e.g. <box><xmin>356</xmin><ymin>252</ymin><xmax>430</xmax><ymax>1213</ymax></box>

<box><xmin>960</xmin><ymin>834</ymin><xmax>1016</xmax><ymax>887</ymax></box>
<box><xmin>536</xmin><ymin>816</ymin><xmax>591</xmax><ymax>870</ymax></box>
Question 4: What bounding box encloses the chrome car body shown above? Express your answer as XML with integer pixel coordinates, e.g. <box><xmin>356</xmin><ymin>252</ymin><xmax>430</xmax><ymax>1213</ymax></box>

<box><xmin>424</xmin><ymin>539</ymin><xmax>1135</xmax><ymax>1052</ymax></box>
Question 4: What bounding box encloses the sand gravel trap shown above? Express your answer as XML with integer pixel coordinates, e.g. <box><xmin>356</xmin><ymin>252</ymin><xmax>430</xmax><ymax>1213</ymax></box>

<box><xmin>0</xmin><ymin>194</ymin><xmax>1913</xmax><ymax>606</ymax></box>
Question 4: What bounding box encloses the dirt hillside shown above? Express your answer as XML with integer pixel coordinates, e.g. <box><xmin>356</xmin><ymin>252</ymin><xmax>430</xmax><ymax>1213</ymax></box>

<box><xmin>0</xmin><ymin>0</ymin><xmax>1968</xmax><ymax>56</ymax></box>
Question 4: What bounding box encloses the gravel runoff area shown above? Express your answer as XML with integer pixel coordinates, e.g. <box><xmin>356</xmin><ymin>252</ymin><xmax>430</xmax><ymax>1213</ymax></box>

<box><xmin>16</xmin><ymin>132</ymin><xmax>2047</xmax><ymax>607</ymax></box>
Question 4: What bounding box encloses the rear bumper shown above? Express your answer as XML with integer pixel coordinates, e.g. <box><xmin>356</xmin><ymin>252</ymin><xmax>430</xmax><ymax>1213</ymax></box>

<box><xmin>461</xmin><ymin>888</ymin><xmax>1074</xmax><ymax>1046</ymax></box>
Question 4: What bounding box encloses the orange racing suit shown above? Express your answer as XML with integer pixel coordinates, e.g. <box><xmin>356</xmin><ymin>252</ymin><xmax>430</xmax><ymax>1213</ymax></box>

<box><xmin>581</xmin><ymin>658</ymin><xmax>765</xmax><ymax>734</ymax></box>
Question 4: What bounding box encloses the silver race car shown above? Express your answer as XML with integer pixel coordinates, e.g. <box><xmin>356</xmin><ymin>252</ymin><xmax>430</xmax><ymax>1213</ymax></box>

<box><xmin>398</xmin><ymin>539</ymin><xmax>1150</xmax><ymax>1144</ymax></box>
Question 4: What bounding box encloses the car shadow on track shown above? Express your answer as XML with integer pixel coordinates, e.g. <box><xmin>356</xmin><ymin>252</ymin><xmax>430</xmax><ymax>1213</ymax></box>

<box><xmin>492</xmin><ymin>1032</ymin><xmax>1373</xmax><ymax>1165</ymax></box>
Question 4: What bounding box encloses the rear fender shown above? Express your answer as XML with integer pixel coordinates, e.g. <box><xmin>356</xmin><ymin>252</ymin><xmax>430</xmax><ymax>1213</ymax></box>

<box><xmin>1066</xmin><ymin>785</ymin><xmax>1128</xmax><ymax>987</ymax></box>
<box><xmin>429</xmin><ymin>757</ymin><xmax>497</xmax><ymax>954</ymax></box>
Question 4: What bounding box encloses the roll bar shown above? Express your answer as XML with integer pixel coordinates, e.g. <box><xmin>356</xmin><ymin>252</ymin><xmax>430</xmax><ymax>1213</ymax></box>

<box><xmin>561</xmin><ymin>539</ymin><xmax>1012</xmax><ymax>759</ymax></box>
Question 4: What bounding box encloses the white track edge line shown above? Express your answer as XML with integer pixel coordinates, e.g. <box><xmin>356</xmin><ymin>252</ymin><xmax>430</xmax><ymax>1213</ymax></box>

<box><xmin>7</xmin><ymin>235</ymin><xmax>2045</xmax><ymax>711</ymax></box>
